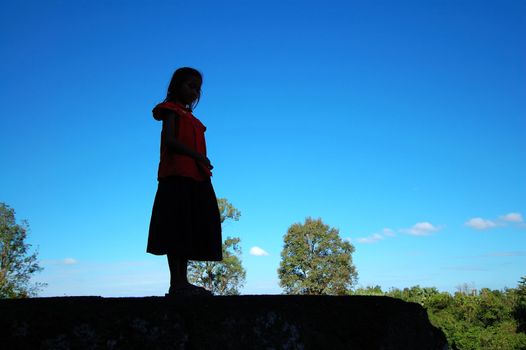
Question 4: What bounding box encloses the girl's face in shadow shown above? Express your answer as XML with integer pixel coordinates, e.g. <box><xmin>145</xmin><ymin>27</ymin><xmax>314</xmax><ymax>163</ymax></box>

<box><xmin>176</xmin><ymin>76</ymin><xmax>202</xmax><ymax>106</ymax></box>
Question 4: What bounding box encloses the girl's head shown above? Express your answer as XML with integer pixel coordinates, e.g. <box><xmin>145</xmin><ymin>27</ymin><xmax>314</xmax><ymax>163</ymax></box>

<box><xmin>165</xmin><ymin>67</ymin><xmax>203</xmax><ymax>111</ymax></box>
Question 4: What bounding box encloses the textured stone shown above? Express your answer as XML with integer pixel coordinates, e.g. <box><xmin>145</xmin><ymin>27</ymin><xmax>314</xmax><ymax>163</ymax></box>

<box><xmin>0</xmin><ymin>295</ymin><xmax>448</xmax><ymax>349</ymax></box>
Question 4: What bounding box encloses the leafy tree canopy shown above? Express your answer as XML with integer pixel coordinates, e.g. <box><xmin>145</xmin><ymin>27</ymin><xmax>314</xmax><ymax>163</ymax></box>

<box><xmin>0</xmin><ymin>202</ymin><xmax>45</xmax><ymax>298</ymax></box>
<box><xmin>278</xmin><ymin>217</ymin><xmax>358</xmax><ymax>295</ymax></box>
<box><xmin>514</xmin><ymin>276</ymin><xmax>526</xmax><ymax>333</ymax></box>
<box><xmin>353</xmin><ymin>279</ymin><xmax>526</xmax><ymax>350</ymax></box>
<box><xmin>188</xmin><ymin>198</ymin><xmax>246</xmax><ymax>295</ymax></box>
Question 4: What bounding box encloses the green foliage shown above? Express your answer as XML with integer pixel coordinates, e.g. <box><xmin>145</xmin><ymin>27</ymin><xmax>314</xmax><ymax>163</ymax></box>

<box><xmin>352</xmin><ymin>279</ymin><xmax>526</xmax><ymax>350</ymax></box>
<box><xmin>354</xmin><ymin>285</ymin><xmax>384</xmax><ymax>296</ymax></box>
<box><xmin>0</xmin><ymin>202</ymin><xmax>46</xmax><ymax>298</ymax></box>
<box><xmin>476</xmin><ymin>288</ymin><xmax>512</xmax><ymax>327</ymax></box>
<box><xmin>514</xmin><ymin>276</ymin><xmax>526</xmax><ymax>333</ymax></box>
<box><xmin>426</xmin><ymin>292</ymin><xmax>454</xmax><ymax>311</ymax></box>
<box><xmin>188</xmin><ymin>236</ymin><xmax>246</xmax><ymax>295</ymax></box>
<box><xmin>188</xmin><ymin>198</ymin><xmax>246</xmax><ymax>295</ymax></box>
<box><xmin>394</xmin><ymin>285</ymin><xmax>440</xmax><ymax>306</ymax></box>
<box><xmin>217</xmin><ymin>198</ymin><xmax>241</xmax><ymax>224</ymax></box>
<box><xmin>278</xmin><ymin>217</ymin><xmax>358</xmax><ymax>295</ymax></box>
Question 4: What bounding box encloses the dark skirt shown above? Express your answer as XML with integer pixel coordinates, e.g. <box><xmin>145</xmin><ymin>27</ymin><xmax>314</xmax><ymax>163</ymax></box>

<box><xmin>147</xmin><ymin>176</ymin><xmax>222</xmax><ymax>261</ymax></box>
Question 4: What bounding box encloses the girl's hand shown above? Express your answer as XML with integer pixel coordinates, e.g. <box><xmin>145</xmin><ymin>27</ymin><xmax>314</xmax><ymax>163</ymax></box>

<box><xmin>198</xmin><ymin>154</ymin><xmax>213</xmax><ymax>170</ymax></box>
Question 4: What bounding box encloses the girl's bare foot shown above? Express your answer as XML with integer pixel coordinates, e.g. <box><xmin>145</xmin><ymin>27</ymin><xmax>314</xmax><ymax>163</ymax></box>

<box><xmin>166</xmin><ymin>284</ymin><xmax>212</xmax><ymax>297</ymax></box>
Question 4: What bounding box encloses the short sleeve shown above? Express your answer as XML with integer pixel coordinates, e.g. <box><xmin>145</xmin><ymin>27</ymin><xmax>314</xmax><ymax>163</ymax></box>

<box><xmin>152</xmin><ymin>102</ymin><xmax>178</xmax><ymax>121</ymax></box>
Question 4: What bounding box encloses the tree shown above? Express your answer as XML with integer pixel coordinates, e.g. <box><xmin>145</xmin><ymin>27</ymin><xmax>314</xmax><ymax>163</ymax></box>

<box><xmin>0</xmin><ymin>202</ymin><xmax>45</xmax><ymax>298</ymax></box>
<box><xmin>514</xmin><ymin>276</ymin><xmax>526</xmax><ymax>332</ymax></box>
<box><xmin>347</xmin><ymin>280</ymin><xmax>526</xmax><ymax>349</ymax></box>
<box><xmin>188</xmin><ymin>198</ymin><xmax>246</xmax><ymax>295</ymax></box>
<box><xmin>278</xmin><ymin>217</ymin><xmax>358</xmax><ymax>295</ymax></box>
<box><xmin>353</xmin><ymin>285</ymin><xmax>384</xmax><ymax>296</ymax></box>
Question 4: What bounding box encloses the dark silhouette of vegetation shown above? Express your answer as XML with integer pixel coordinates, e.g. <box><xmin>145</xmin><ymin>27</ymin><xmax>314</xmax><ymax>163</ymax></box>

<box><xmin>0</xmin><ymin>203</ymin><xmax>46</xmax><ymax>298</ymax></box>
<box><xmin>353</xmin><ymin>278</ymin><xmax>526</xmax><ymax>349</ymax></box>
<box><xmin>188</xmin><ymin>198</ymin><xmax>246</xmax><ymax>295</ymax></box>
<box><xmin>514</xmin><ymin>276</ymin><xmax>526</xmax><ymax>333</ymax></box>
<box><xmin>278</xmin><ymin>217</ymin><xmax>358</xmax><ymax>295</ymax></box>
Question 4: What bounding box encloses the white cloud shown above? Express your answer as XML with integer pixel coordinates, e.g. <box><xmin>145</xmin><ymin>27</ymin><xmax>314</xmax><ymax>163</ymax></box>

<box><xmin>402</xmin><ymin>222</ymin><xmax>440</xmax><ymax>236</ymax></box>
<box><xmin>484</xmin><ymin>251</ymin><xmax>526</xmax><ymax>257</ymax></box>
<box><xmin>465</xmin><ymin>217</ymin><xmax>497</xmax><ymax>230</ymax></box>
<box><xmin>357</xmin><ymin>233</ymin><xmax>384</xmax><ymax>244</ymax></box>
<box><xmin>249</xmin><ymin>246</ymin><xmax>269</xmax><ymax>256</ymax></box>
<box><xmin>465</xmin><ymin>213</ymin><xmax>524</xmax><ymax>230</ymax></box>
<box><xmin>500</xmin><ymin>212</ymin><xmax>523</xmax><ymax>223</ymax></box>
<box><xmin>382</xmin><ymin>228</ymin><xmax>395</xmax><ymax>237</ymax></box>
<box><xmin>63</xmin><ymin>258</ymin><xmax>78</xmax><ymax>265</ymax></box>
<box><xmin>442</xmin><ymin>265</ymin><xmax>488</xmax><ymax>272</ymax></box>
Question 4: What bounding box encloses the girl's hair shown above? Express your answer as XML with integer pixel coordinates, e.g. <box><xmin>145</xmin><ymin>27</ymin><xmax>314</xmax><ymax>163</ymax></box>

<box><xmin>164</xmin><ymin>67</ymin><xmax>203</xmax><ymax>111</ymax></box>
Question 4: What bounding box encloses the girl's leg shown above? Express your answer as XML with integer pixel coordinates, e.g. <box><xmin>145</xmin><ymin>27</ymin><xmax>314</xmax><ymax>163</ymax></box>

<box><xmin>167</xmin><ymin>254</ymin><xmax>189</xmax><ymax>290</ymax></box>
<box><xmin>167</xmin><ymin>255</ymin><xmax>211</xmax><ymax>295</ymax></box>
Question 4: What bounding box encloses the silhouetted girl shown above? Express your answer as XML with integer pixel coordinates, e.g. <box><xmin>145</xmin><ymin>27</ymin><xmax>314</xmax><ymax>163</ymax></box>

<box><xmin>148</xmin><ymin>67</ymin><xmax>222</xmax><ymax>296</ymax></box>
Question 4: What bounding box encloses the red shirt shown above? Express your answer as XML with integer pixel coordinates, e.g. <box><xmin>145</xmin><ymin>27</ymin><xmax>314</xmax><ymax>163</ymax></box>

<box><xmin>153</xmin><ymin>102</ymin><xmax>212</xmax><ymax>181</ymax></box>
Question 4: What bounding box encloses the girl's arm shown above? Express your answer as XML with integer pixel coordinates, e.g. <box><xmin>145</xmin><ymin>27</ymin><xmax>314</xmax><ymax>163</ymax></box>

<box><xmin>162</xmin><ymin>112</ymin><xmax>213</xmax><ymax>169</ymax></box>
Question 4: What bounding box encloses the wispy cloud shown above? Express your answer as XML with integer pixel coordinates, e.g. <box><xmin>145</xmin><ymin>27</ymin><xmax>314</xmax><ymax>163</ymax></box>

<box><xmin>500</xmin><ymin>212</ymin><xmax>524</xmax><ymax>223</ymax></box>
<box><xmin>442</xmin><ymin>265</ymin><xmax>489</xmax><ymax>272</ymax></box>
<box><xmin>249</xmin><ymin>246</ymin><xmax>269</xmax><ymax>256</ymax></box>
<box><xmin>482</xmin><ymin>251</ymin><xmax>526</xmax><ymax>257</ymax></box>
<box><xmin>38</xmin><ymin>259</ymin><xmax>168</xmax><ymax>297</ymax></box>
<box><xmin>63</xmin><ymin>258</ymin><xmax>78</xmax><ymax>265</ymax></box>
<box><xmin>465</xmin><ymin>212</ymin><xmax>524</xmax><ymax>230</ymax></box>
<box><xmin>356</xmin><ymin>227</ymin><xmax>395</xmax><ymax>244</ymax></box>
<box><xmin>357</xmin><ymin>233</ymin><xmax>384</xmax><ymax>244</ymax></box>
<box><xmin>465</xmin><ymin>217</ymin><xmax>497</xmax><ymax>230</ymax></box>
<box><xmin>382</xmin><ymin>228</ymin><xmax>396</xmax><ymax>237</ymax></box>
<box><xmin>42</xmin><ymin>258</ymin><xmax>79</xmax><ymax>266</ymax></box>
<box><xmin>401</xmin><ymin>222</ymin><xmax>440</xmax><ymax>236</ymax></box>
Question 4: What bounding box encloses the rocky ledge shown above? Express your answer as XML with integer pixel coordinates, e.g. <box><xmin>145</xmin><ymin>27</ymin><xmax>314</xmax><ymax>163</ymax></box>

<box><xmin>1</xmin><ymin>295</ymin><xmax>448</xmax><ymax>349</ymax></box>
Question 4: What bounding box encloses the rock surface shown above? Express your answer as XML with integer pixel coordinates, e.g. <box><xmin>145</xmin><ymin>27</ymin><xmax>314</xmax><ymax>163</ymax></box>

<box><xmin>1</xmin><ymin>295</ymin><xmax>448</xmax><ymax>349</ymax></box>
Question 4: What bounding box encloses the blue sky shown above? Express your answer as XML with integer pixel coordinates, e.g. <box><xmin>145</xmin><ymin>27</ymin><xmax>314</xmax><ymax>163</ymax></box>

<box><xmin>1</xmin><ymin>0</ymin><xmax>525</xmax><ymax>296</ymax></box>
